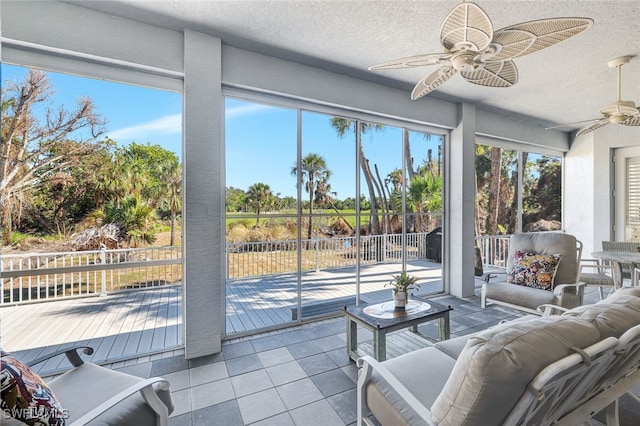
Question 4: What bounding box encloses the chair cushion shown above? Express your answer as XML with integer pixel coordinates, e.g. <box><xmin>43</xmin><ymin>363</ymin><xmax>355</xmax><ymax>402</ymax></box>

<box><xmin>48</xmin><ymin>363</ymin><xmax>173</xmax><ymax>426</ymax></box>
<box><xmin>430</xmin><ymin>317</ymin><xmax>600</xmax><ymax>426</ymax></box>
<box><xmin>0</xmin><ymin>351</ymin><xmax>67</xmax><ymax>426</ymax></box>
<box><xmin>507</xmin><ymin>233</ymin><xmax>578</xmax><ymax>285</ymax></box>
<box><xmin>365</xmin><ymin>347</ymin><xmax>456</xmax><ymax>426</ymax></box>
<box><xmin>507</xmin><ymin>250</ymin><xmax>561</xmax><ymax>290</ymax></box>
<box><xmin>484</xmin><ymin>282</ymin><xmax>558</xmax><ymax>311</ymax></box>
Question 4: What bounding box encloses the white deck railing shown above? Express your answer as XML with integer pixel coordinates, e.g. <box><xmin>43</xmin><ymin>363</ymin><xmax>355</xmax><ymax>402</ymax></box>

<box><xmin>226</xmin><ymin>232</ymin><xmax>432</xmax><ymax>278</ymax></box>
<box><xmin>0</xmin><ymin>247</ymin><xmax>182</xmax><ymax>305</ymax></box>
<box><xmin>475</xmin><ymin>234</ymin><xmax>511</xmax><ymax>268</ymax></box>
<box><xmin>1</xmin><ymin>233</ymin><xmax>510</xmax><ymax>304</ymax></box>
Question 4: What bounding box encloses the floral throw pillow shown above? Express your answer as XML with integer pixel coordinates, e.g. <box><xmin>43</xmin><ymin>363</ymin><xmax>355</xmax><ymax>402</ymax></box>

<box><xmin>507</xmin><ymin>250</ymin><xmax>561</xmax><ymax>291</ymax></box>
<box><xmin>1</xmin><ymin>350</ymin><xmax>67</xmax><ymax>426</ymax></box>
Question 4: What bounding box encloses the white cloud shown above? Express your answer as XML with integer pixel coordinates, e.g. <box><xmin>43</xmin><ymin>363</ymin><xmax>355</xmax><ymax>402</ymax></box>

<box><xmin>107</xmin><ymin>114</ymin><xmax>182</xmax><ymax>140</ymax></box>
<box><xmin>225</xmin><ymin>103</ymin><xmax>277</xmax><ymax>119</ymax></box>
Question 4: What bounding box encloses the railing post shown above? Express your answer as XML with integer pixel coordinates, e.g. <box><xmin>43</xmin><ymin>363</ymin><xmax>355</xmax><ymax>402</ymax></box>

<box><xmin>315</xmin><ymin>237</ymin><xmax>320</xmax><ymax>272</ymax></box>
<box><xmin>100</xmin><ymin>246</ymin><xmax>107</xmax><ymax>296</ymax></box>
<box><xmin>383</xmin><ymin>235</ymin><xmax>387</xmax><ymax>262</ymax></box>
<box><xmin>226</xmin><ymin>242</ymin><xmax>230</xmax><ymax>279</ymax></box>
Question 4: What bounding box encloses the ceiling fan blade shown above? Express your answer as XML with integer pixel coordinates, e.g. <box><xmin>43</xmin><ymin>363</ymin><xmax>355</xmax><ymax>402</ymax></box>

<box><xmin>411</xmin><ymin>66</ymin><xmax>457</xmax><ymax>100</ymax></box>
<box><xmin>369</xmin><ymin>53</ymin><xmax>451</xmax><ymax>70</ymax></box>
<box><xmin>488</xmin><ymin>18</ymin><xmax>593</xmax><ymax>61</ymax></box>
<box><xmin>460</xmin><ymin>60</ymin><xmax>517</xmax><ymax>88</ymax></box>
<box><xmin>440</xmin><ymin>2</ymin><xmax>493</xmax><ymax>52</ymax></box>
<box><xmin>622</xmin><ymin>115</ymin><xmax>640</xmax><ymax>126</ymax></box>
<box><xmin>577</xmin><ymin>118</ymin><xmax>611</xmax><ymax>136</ymax></box>
<box><xmin>545</xmin><ymin>118</ymin><xmax>602</xmax><ymax>130</ymax></box>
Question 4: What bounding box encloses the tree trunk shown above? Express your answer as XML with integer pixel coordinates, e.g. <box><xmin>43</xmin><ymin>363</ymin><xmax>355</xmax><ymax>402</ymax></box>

<box><xmin>374</xmin><ymin>164</ymin><xmax>390</xmax><ymax>234</ymax></box>
<box><xmin>359</xmin><ymin>142</ymin><xmax>381</xmax><ymax>234</ymax></box>
<box><xmin>170</xmin><ymin>210</ymin><xmax>177</xmax><ymax>246</ymax></box>
<box><xmin>404</xmin><ymin>129</ymin><xmax>415</xmax><ymax>181</ymax></box>
<box><xmin>486</xmin><ymin>146</ymin><xmax>502</xmax><ymax>234</ymax></box>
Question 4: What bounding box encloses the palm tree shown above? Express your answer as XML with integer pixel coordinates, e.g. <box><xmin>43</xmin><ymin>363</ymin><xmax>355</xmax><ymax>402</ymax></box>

<box><xmin>246</xmin><ymin>182</ymin><xmax>274</xmax><ymax>227</ymax></box>
<box><xmin>330</xmin><ymin>118</ymin><xmax>384</xmax><ymax>234</ymax></box>
<box><xmin>95</xmin><ymin>194</ymin><xmax>157</xmax><ymax>247</ymax></box>
<box><xmin>147</xmin><ymin>160</ymin><xmax>182</xmax><ymax>245</ymax></box>
<box><xmin>314</xmin><ymin>176</ymin><xmax>354</xmax><ymax>232</ymax></box>
<box><xmin>406</xmin><ymin>173</ymin><xmax>443</xmax><ymax>232</ymax></box>
<box><xmin>291</xmin><ymin>153</ymin><xmax>330</xmax><ymax>241</ymax></box>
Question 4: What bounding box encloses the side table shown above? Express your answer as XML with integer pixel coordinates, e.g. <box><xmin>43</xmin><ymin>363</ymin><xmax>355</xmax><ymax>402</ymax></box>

<box><xmin>345</xmin><ymin>299</ymin><xmax>452</xmax><ymax>362</ymax></box>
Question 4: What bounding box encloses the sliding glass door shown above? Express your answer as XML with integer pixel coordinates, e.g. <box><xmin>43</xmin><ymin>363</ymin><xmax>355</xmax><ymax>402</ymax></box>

<box><xmin>224</xmin><ymin>97</ymin><xmax>446</xmax><ymax>335</ymax></box>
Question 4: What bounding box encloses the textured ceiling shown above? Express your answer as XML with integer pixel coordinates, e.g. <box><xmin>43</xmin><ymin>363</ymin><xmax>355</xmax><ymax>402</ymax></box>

<box><xmin>67</xmin><ymin>0</ymin><xmax>640</xmax><ymax>133</ymax></box>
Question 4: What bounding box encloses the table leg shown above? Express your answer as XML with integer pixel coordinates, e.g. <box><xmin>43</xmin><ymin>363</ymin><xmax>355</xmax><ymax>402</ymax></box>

<box><xmin>347</xmin><ymin>317</ymin><xmax>358</xmax><ymax>360</ymax></box>
<box><xmin>438</xmin><ymin>312</ymin><xmax>450</xmax><ymax>340</ymax></box>
<box><xmin>373</xmin><ymin>329</ymin><xmax>386</xmax><ymax>361</ymax></box>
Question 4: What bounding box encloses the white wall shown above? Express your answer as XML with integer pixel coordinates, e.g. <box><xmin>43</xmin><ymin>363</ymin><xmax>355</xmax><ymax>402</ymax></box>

<box><xmin>565</xmin><ymin>125</ymin><xmax>639</xmax><ymax>256</ymax></box>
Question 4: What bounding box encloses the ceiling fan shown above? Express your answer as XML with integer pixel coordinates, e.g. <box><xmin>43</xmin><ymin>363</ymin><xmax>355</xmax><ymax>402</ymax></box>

<box><xmin>368</xmin><ymin>1</ymin><xmax>592</xmax><ymax>100</ymax></box>
<box><xmin>548</xmin><ymin>56</ymin><xmax>639</xmax><ymax>136</ymax></box>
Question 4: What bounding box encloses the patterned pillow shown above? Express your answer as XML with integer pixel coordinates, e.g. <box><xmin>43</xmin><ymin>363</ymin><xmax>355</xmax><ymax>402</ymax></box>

<box><xmin>507</xmin><ymin>250</ymin><xmax>561</xmax><ymax>290</ymax></box>
<box><xmin>0</xmin><ymin>350</ymin><xmax>67</xmax><ymax>426</ymax></box>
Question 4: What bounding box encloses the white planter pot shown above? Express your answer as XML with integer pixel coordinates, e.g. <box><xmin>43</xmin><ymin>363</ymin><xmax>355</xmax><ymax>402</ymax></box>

<box><xmin>394</xmin><ymin>290</ymin><xmax>407</xmax><ymax>308</ymax></box>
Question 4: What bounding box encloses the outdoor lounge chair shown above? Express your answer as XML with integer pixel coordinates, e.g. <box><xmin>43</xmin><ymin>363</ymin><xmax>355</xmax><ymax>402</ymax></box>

<box><xmin>481</xmin><ymin>232</ymin><xmax>584</xmax><ymax>315</ymax></box>
<box><xmin>357</xmin><ymin>286</ymin><xmax>640</xmax><ymax>425</ymax></box>
<box><xmin>0</xmin><ymin>346</ymin><xmax>173</xmax><ymax>426</ymax></box>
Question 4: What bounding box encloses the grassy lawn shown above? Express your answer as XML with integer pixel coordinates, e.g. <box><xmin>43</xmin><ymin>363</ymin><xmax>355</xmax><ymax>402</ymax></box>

<box><xmin>225</xmin><ymin>210</ymin><xmax>372</xmax><ymax>230</ymax></box>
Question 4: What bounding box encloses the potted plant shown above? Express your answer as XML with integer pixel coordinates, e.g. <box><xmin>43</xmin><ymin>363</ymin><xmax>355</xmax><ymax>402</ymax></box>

<box><xmin>386</xmin><ymin>271</ymin><xmax>420</xmax><ymax>309</ymax></box>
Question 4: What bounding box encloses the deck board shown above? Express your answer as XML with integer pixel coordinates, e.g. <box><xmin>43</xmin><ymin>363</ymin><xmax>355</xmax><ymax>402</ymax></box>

<box><xmin>0</xmin><ymin>260</ymin><xmax>443</xmax><ymax>375</ymax></box>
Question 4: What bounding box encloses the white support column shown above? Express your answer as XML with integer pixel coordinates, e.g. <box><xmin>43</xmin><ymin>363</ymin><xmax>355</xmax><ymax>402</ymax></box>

<box><xmin>446</xmin><ymin>103</ymin><xmax>476</xmax><ymax>298</ymax></box>
<box><xmin>183</xmin><ymin>30</ymin><xmax>223</xmax><ymax>358</ymax></box>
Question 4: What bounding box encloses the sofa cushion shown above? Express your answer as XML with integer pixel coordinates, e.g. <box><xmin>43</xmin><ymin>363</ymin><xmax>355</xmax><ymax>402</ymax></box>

<box><xmin>434</xmin><ymin>335</ymin><xmax>471</xmax><ymax>360</ymax></box>
<box><xmin>607</xmin><ymin>286</ymin><xmax>640</xmax><ymax>300</ymax></box>
<box><xmin>0</xmin><ymin>351</ymin><xmax>67</xmax><ymax>426</ymax></box>
<box><xmin>508</xmin><ymin>250</ymin><xmax>561</xmax><ymax>290</ymax></box>
<box><xmin>561</xmin><ymin>297</ymin><xmax>640</xmax><ymax>338</ymax></box>
<box><xmin>365</xmin><ymin>347</ymin><xmax>456</xmax><ymax>426</ymax></box>
<box><xmin>430</xmin><ymin>317</ymin><xmax>600</xmax><ymax>426</ymax></box>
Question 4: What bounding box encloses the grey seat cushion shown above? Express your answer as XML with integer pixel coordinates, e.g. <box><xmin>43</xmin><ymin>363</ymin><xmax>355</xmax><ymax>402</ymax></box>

<box><xmin>49</xmin><ymin>363</ymin><xmax>173</xmax><ymax>425</ymax></box>
<box><xmin>365</xmin><ymin>347</ymin><xmax>456</xmax><ymax>426</ymax></box>
<box><xmin>430</xmin><ymin>317</ymin><xmax>600</xmax><ymax>426</ymax></box>
<box><xmin>484</xmin><ymin>281</ymin><xmax>558</xmax><ymax>311</ymax></box>
<box><xmin>434</xmin><ymin>335</ymin><xmax>470</xmax><ymax>360</ymax></box>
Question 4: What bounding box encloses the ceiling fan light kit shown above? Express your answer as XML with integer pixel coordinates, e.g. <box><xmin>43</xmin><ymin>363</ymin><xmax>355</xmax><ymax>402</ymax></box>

<box><xmin>369</xmin><ymin>1</ymin><xmax>593</xmax><ymax>100</ymax></box>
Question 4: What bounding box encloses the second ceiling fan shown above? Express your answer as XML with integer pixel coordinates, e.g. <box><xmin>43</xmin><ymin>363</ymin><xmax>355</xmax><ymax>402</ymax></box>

<box><xmin>369</xmin><ymin>1</ymin><xmax>592</xmax><ymax>100</ymax></box>
<box><xmin>565</xmin><ymin>56</ymin><xmax>639</xmax><ymax>136</ymax></box>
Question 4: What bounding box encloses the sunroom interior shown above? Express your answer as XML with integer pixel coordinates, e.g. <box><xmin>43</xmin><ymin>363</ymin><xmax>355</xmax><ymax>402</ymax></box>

<box><xmin>2</xmin><ymin>0</ymin><xmax>640</xmax><ymax>424</ymax></box>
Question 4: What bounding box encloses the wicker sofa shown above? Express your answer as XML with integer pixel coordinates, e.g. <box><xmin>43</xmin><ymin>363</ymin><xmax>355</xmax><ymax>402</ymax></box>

<box><xmin>357</xmin><ymin>287</ymin><xmax>640</xmax><ymax>426</ymax></box>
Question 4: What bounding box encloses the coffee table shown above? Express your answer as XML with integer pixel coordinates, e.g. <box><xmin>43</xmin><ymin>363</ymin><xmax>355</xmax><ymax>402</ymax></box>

<box><xmin>345</xmin><ymin>299</ymin><xmax>452</xmax><ymax>362</ymax></box>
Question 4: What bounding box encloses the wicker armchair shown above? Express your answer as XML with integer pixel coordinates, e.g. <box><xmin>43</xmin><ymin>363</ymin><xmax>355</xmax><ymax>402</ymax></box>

<box><xmin>579</xmin><ymin>259</ymin><xmax>621</xmax><ymax>300</ymax></box>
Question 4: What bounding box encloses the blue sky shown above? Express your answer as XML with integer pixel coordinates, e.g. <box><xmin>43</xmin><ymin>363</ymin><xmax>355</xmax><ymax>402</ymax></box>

<box><xmin>1</xmin><ymin>63</ymin><xmax>183</xmax><ymax>157</ymax></box>
<box><xmin>3</xmin><ymin>63</ymin><xmax>443</xmax><ymax>199</ymax></box>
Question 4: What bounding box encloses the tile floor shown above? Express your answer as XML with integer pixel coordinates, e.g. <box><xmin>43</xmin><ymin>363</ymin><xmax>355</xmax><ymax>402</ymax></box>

<box><xmin>105</xmin><ymin>293</ymin><xmax>526</xmax><ymax>426</ymax></box>
<box><xmin>101</xmin><ymin>287</ymin><xmax>639</xmax><ymax>426</ymax></box>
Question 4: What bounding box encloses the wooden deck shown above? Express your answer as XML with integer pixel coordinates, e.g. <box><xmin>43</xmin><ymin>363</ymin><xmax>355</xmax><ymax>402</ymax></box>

<box><xmin>0</xmin><ymin>260</ymin><xmax>442</xmax><ymax>375</ymax></box>
<box><xmin>226</xmin><ymin>259</ymin><xmax>444</xmax><ymax>334</ymax></box>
